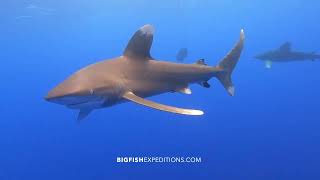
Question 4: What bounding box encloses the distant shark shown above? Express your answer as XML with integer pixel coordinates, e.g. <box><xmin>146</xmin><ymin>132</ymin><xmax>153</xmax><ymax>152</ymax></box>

<box><xmin>45</xmin><ymin>25</ymin><xmax>245</xmax><ymax>120</ymax></box>
<box><xmin>255</xmin><ymin>42</ymin><xmax>320</xmax><ymax>68</ymax></box>
<box><xmin>176</xmin><ymin>48</ymin><xmax>188</xmax><ymax>62</ymax></box>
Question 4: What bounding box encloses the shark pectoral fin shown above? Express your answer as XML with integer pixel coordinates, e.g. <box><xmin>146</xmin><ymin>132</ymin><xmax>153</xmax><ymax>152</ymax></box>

<box><xmin>77</xmin><ymin>109</ymin><xmax>92</xmax><ymax>121</ymax></box>
<box><xmin>176</xmin><ymin>87</ymin><xmax>192</xmax><ymax>95</ymax></box>
<box><xmin>265</xmin><ymin>61</ymin><xmax>272</xmax><ymax>69</ymax></box>
<box><xmin>122</xmin><ymin>92</ymin><xmax>204</xmax><ymax>116</ymax></box>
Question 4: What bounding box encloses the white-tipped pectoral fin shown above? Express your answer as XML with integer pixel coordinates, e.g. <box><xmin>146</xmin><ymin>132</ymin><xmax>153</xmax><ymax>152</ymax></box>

<box><xmin>265</xmin><ymin>61</ymin><xmax>272</xmax><ymax>69</ymax></box>
<box><xmin>122</xmin><ymin>92</ymin><xmax>203</xmax><ymax>116</ymax></box>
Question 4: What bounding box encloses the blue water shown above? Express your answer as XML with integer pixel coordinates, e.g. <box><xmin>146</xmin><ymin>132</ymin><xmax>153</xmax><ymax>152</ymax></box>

<box><xmin>1</xmin><ymin>0</ymin><xmax>320</xmax><ymax>179</ymax></box>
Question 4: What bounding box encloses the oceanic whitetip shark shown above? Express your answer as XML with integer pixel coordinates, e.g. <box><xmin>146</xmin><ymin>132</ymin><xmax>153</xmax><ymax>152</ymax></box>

<box><xmin>176</xmin><ymin>48</ymin><xmax>188</xmax><ymax>62</ymax></box>
<box><xmin>45</xmin><ymin>25</ymin><xmax>245</xmax><ymax>120</ymax></box>
<box><xmin>255</xmin><ymin>42</ymin><xmax>320</xmax><ymax>68</ymax></box>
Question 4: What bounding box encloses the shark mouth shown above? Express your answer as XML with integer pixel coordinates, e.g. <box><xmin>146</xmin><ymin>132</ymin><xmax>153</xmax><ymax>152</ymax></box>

<box><xmin>66</xmin><ymin>99</ymin><xmax>105</xmax><ymax>109</ymax></box>
<box><xmin>67</xmin><ymin>101</ymin><xmax>90</xmax><ymax>106</ymax></box>
<box><xmin>47</xmin><ymin>95</ymin><xmax>105</xmax><ymax>109</ymax></box>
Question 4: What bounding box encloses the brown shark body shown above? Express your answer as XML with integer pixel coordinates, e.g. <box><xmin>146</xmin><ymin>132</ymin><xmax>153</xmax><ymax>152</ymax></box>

<box><xmin>45</xmin><ymin>25</ymin><xmax>245</xmax><ymax>120</ymax></box>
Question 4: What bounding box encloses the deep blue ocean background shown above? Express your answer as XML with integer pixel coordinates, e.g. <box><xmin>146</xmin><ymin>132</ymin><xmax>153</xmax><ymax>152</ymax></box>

<box><xmin>1</xmin><ymin>0</ymin><xmax>320</xmax><ymax>179</ymax></box>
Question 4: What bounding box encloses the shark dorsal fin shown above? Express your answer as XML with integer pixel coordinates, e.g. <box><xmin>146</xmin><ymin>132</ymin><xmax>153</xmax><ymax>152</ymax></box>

<box><xmin>123</xmin><ymin>24</ymin><xmax>154</xmax><ymax>60</ymax></box>
<box><xmin>279</xmin><ymin>42</ymin><xmax>291</xmax><ymax>52</ymax></box>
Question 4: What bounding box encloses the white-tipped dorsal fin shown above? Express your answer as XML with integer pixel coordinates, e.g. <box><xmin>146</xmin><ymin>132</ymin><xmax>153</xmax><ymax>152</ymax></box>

<box><xmin>122</xmin><ymin>92</ymin><xmax>203</xmax><ymax>116</ymax></box>
<box><xmin>123</xmin><ymin>24</ymin><xmax>154</xmax><ymax>60</ymax></box>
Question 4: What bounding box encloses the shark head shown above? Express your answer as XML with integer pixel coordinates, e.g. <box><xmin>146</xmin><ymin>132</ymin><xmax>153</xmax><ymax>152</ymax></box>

<box><xmin>46</xmin><ymin>74</ymin><xmax>95</xmax><ymax>106</ymax></box>
<box><xmin>45</xmin><ymin>70</ymin><xmax>117</xmax><ymax>109</ymax></box>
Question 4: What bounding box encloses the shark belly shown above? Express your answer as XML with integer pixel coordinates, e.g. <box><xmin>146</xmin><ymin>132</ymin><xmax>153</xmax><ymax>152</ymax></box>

<box><xmin>128</xmin><ymin>80</ymin><xmax>182</xmax><ymax>98</ymax></box>
<box><xmin>67</xmin><ymin>99</ymin><xmax>105</xmax><ymax>109</ymax></box>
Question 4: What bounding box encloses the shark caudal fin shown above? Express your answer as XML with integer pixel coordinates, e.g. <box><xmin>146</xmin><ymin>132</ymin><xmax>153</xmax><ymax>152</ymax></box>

<box><xmin>216</xmin><ymin>29</ymin><xmax>245</xmax><ymax>96</ymax></box>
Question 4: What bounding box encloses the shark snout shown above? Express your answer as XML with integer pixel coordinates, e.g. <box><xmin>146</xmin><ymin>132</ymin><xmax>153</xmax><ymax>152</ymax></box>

<box><xmin>45</xmin><ymin>89</ymin><xmax>62</xmax><ymax>102</ymax></box>
<box><xmin>45</xmin><ymin>88</ymin><xmax>74</xmax><ymax>104</ymax></box>
<box><xmin>45</xmin><ymin>89</ymin><xmax>92</xmax><ymax>106</ymax></box>
<box><xmin>45</xmin><ymin>84</ymin><xmax>72</xmax><ymax>101</ymax></box>
<box><xmin>45</xmin><ymin>87</ymin><xmax>105</xmax><ymax>110</ymax></box>
<box><xmin>45</xmin><ymin>82</ymin><xmax>92</xmax><ymax>105</ymax></box>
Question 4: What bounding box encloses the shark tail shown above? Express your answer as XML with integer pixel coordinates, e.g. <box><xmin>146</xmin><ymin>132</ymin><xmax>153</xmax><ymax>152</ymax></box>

<box><xmin>215</xmin><ymin>29</ymin><xmax>245</xmax><ymax>96</ymax></box>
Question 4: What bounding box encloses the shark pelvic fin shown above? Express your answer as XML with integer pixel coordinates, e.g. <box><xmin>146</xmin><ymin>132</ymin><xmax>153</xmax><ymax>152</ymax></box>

<box><xmin>176</xmin><ymin>87</ymin><xmax>192</xmax><ymax>94</ymax></box>
<box><xmin>265</xmin><ymin>61</ymin><xmax>272</xmax><ymax>68</ymax></box>
<box><xmin>122</xmin><ymin>92</ymin><xmax>203</xmax><ymax>116</ymax></box>
<box><xmin>123</xmin><ymin>24</ymin><xmax>154</xmax><ymax>60</ymax></box>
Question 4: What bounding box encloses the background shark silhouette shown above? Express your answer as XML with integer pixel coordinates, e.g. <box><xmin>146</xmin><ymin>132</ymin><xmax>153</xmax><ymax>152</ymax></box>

<box><xmin>45</xmin><ymin>24</ymin><xmax>245</xmax><ymax>120</ymax></box>
<box><xmin>176</xmin><ymin>48</ymin><xmax>188</xmax><ymax>62</ymax></box>
<box><xmin>255</xmin><ymin>42</ymin><xmax>320</xmax><ymax>68</ymax></box>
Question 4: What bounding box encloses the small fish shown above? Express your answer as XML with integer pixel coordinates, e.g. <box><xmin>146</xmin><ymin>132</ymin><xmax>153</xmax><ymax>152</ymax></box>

<box><xmin>15</xmin><ymin>15</ymin><xmax>33</xmax><ymax>20</ymax></box>
<box><xmin>26</xmin><ymin>4</ymin><xmax>55</xmax><ymax>12</ymax></box>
